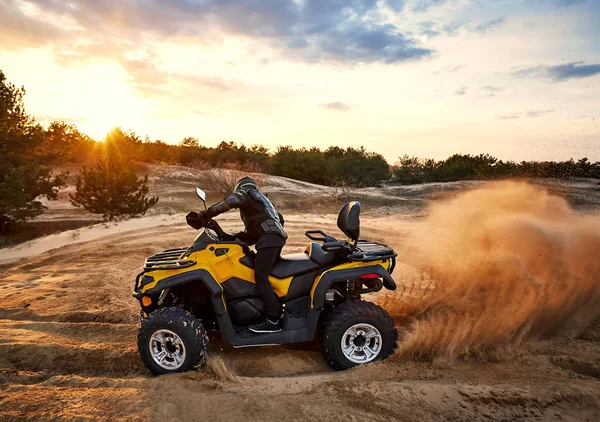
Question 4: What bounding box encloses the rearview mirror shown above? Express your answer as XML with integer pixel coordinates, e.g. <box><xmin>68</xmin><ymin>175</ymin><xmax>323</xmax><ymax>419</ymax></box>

<box><xmin>195</xmin><ymin>187</ymin><xmax>207</xmax><ymax>202</ymax></box>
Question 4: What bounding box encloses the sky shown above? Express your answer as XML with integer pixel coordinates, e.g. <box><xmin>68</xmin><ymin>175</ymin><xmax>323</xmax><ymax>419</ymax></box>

<box><xmin>1</xmin><ymin>0</ymin><xmax>599</xmax><ymax>163</ymax></box>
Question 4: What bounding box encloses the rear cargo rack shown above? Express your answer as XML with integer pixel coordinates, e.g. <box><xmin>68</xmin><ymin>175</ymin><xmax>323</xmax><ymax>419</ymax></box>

<box><xmin>143</xmin><ymin>247</ymin><xmax>196</xmax><ymax>271</ymax></box>
<box><xmin>348</xmin><ymin>241</ymin><xmax>397</xmax><ymax>263</ymax></box>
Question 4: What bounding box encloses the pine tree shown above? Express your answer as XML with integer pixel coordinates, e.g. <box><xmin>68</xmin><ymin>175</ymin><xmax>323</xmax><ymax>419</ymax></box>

<box><xmin>70</xmin><ymin>146</ymin><xmax>159</xmax><ymax>221</ymax></box>
<box><xmin>0</xmin><ymin>70</ymin><xmax>65</xmax><ymax>233</ymax></box>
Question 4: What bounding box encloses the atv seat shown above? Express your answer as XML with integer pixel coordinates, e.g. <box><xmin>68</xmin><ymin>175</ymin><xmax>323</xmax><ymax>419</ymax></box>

<box><xmin>240</xmin><ymin>254</ymin><xmax>318</xmax><ymax>278</ymax></box>
<box><xmin>304</xmin><ymin>242</ymin><xmax>336</xmax><ymax>266</ymax></box>
<box><xmin>240</xmin><ymin>243</ymin><xmax>335</xmax><ymax>278</ymax></box>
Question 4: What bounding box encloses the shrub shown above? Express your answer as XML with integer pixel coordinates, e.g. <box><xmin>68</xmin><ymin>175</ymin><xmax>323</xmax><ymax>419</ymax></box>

<box><xmin>202</xmin><ymin>162</ymin><xmax>265</xmax><ymax>197</ymax></box>
<box><xmin>70</xmin><ymin>146</ymin><xmax>159</xmax><ymax>221</ymax></box>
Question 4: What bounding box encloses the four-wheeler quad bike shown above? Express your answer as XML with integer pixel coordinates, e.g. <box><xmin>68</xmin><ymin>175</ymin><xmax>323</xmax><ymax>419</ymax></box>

<box><xmin>133</xmin><ymin>187</ymin><xmax>398</xmax><ymax>375</ymax></box>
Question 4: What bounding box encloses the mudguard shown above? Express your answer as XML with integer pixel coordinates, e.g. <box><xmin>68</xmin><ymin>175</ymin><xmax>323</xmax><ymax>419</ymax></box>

<box><xmin>141</xmin><ymin>269</ymin><xmax>227</xmax><ymax>316</ymax></box>
<box><xmin>310</xmin><ymin>262</ymin><xmax>396</xmax><ymax>309</ymax></box>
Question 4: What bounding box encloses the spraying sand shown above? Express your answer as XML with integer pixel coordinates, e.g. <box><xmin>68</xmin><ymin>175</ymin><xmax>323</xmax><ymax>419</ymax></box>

<box><xmin>380</xmin><ymin>182</ymin><xmax>600</xmax><ymax>360</ymax></box>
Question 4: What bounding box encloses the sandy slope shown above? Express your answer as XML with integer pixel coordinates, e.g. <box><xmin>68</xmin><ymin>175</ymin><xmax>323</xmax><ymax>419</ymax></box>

<box><xmin>1</xmin><ymin>210</ymin><xmax>599</xmax><ymax>421</ymax></box>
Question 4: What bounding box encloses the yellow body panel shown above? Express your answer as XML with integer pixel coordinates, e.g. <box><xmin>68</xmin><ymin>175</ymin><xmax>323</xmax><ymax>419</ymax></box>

<box><xmin>141</xmin><ymin>243</ymin><xmax>293</xmax><ymax>298</ymax></box>
<box><xmin>141</xmin><ymin>242</ymin><xmax>390</xmax><ymax>309</ymax></box>
<box><xmin>309</xmin><ymin>259</ymin><xmax>390</xmax><ymax>308</ymax></box>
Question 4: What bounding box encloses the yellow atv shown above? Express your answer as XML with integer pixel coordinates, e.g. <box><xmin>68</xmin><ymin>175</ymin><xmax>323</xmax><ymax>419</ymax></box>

<box><xmin>133</xmin><ymin>188</ymin><xmax>398</xmax><ymax>375</ymax></box>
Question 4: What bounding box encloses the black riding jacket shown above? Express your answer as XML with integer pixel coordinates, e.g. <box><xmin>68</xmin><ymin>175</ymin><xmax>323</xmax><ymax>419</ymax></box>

<box><xmin>206</xmin><ymin>187</ymin><xmax>287</xmax><ymax>248</ymax></box>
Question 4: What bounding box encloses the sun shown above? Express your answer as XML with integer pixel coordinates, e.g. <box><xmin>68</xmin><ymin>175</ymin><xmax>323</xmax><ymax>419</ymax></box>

<box><xmin>57</xmin><ymin>62</ymin><xmax>152</xmax><ymax>141</ymax></box>
<box><xmin>76</xmin><ymin>89</ymin><xmax>152</xmax><ymax>141</ymax></box>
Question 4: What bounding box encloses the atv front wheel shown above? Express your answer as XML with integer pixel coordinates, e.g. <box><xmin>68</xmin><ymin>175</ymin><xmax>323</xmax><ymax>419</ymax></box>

<box><xmin>321</xmin><ymin>301</ymin><xmax>397</xmax><ymax>371</ymax></box>
<box><xmin>137</xmin><ymin>307</ymin><xmax>209</xmax><ymax>375</ymax></box>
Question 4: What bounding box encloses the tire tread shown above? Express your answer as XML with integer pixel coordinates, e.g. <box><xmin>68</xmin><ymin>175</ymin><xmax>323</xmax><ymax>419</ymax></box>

<box><xmin>320</xmin><ymin>301</ymin><xmax>397</xmax><ymax>371</ymax></box>
<box><xmin>137</xmin><ymin>307</ymin><xmax>208</xmax><ymax>375</ymax></box>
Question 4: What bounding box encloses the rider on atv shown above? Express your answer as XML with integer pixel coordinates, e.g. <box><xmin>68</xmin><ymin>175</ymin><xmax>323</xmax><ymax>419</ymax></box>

<box><xmin>186</xmin><ymin>176</ymin><xmax>287</xmax><ymax>333</ymax></box>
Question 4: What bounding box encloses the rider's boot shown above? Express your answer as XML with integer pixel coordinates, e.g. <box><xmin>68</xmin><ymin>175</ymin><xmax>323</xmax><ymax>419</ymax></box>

<box><xmin>249</xmin><ymin>317</ymin><xmax>282</xmax><ymax>333</ymax></box>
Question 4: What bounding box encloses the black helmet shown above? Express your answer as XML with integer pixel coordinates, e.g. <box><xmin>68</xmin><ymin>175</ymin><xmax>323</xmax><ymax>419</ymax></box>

<box><xmin>234</xmin><ymin>176</ymin><xmax>257</xmax><ymax>193</ymax></box>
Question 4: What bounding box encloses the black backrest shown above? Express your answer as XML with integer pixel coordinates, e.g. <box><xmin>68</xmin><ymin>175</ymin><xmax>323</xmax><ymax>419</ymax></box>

<box><xmin>337</xmin><ymin>201</ymin><xmax>360</xmax><ymax>242</ymax></box>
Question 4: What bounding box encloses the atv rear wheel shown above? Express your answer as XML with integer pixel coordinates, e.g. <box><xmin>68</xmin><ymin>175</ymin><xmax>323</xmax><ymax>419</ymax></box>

<box><xmin>138</xmin><ymin>307</ymin><xmax>209</xmax><ymax>375</ymax></box>
<box><xmin>320</xmin><ymin>301</ymin><xmax>397</xmax><ymax>371</ymax></box>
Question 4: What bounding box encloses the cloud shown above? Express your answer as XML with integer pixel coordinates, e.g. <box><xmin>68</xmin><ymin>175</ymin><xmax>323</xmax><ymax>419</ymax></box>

<box><xmin>386</xmin><ymin>0</ymin><xmax>407</xmax><ymax>12</ymax></box>
<box><xmin>90</xmin><ymin>48</ymin><xmax>238</xmax><ymax>97</ymax></box>
<box><xmin>192</xmin><ymin>109</ymin><xmax>222</xmax><ymax>118</ymax></box>
<box><xmin>1</xmin><ymin>0</ymin><xmax>432</xmax><ymax>66</ymax></box>
<box><xmin>433</xmin><ymin>64</ymin><xmax>464</xmax><ymax>74</ymax></box>
<box><xmin>451</xmin><ymin>85</ymin><xmax>502</xmax><ymax>97</ymax></box>
<box><xmin>511</xmin><ymin>61</ymin><xmax>600</xmax><ymax>81</ymax></box>
<box><xmin>0</xmin><ymin>1</ymin><xmax>71</xmax><ymax>48</ymax></box>
<box><xmin>479</xmin><ymin>85</ymin><xmax>503</xmax><ymax>97</ymax></box>
<box><xmin>555</xmin><ymin>0</ymin><xmax>588</xmax><ymax>6</ymax></box>
<box><xmin>525</xmin><ymin>109</ymin><xmax>554</xmax><ymax>118</ymax></box>
<box><xmin>35</xmin><ymin>116</ymin><xmax>87</xmax><ymax>125</ymax></box>
<box><xmin>421</xmin><ymin>29</ymin><xmax>441</xmax><ymax>37</ymax></box>
<box><xmin>442</xmin><ymin>21</ymin><xmax>467</xmax><ymax>36</ymax></box>
<box><xmin>178</xmin><ymin>75</ymin><xmax>237</xmax><ymax>91</ymax></box>
<box><xmin>321</xmin><ymin>102</ymin><xmax>352</xmax><ymax>111</ymax></box>
<box><xmin>528</xmin><ymin>0</ymin><xmax>589</xmax><ymax>7</ymax></box>
<box><xmin>473</xmin><ymin>18</ymin><xmax>505</xmax><ymax>34</ymax></box>
<box><xmin>497</xmin><ymin>113</ymin><xmax>520</xmax><ymax>121</ymax></box>
<box><xmin>510</xmin><ymin>65</ymin><xmax>545</xmax><ymax>78</ymax></box>
<box><xmin>447</xmin><ymin>65</ymin><xmax>465</xmax><ymax>72</ymax></box>
<box><xmin>418</xmin><ymin>20</ymin><xmax>441</xmax><ymax>37</ymax></box>
<box><xmin>314</xmin><ymin>22</ymin><xmax>432</xmax><ymax>64</ymax></box>
<box><xmin>422</xmin><ymin>18</ymin><xmax>505</xmax><ymax>38</ymax></box>
<box><xmin>411</xmin><ymin>0</ymin><xmax>451</xmax><ymax>13</ymax></box>
<box><xmin>547</xmin><ymin>62</ymin><xmax>600</xmax><ymax>80</ymax></box>
<box><xmin>497</xmin><ymin>109</ymin><xmax>554</xmax><ymax>120</ymax></box>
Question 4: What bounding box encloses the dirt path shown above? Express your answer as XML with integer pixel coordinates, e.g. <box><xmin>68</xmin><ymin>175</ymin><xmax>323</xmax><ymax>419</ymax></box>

<box><xmin>1</xmin><ymin>214</ymin><xmax>599</xmax><ymax>421</ymax></box>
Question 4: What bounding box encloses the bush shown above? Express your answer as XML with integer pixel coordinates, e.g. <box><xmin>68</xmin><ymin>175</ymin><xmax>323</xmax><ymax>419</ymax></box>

<box><xmin>202</xmin><ymin>162</ymin><xmax>265</xmax><ymax>197</ymax></box>
<box><xmin>70</xmin><ymin>146</ymin><xmax>159</xmax><ymax>221</ymax></box>
<box><xmin>329</xmin><ymin>182</ymin><xmax>356</xmax><ymax>202</ymax></box>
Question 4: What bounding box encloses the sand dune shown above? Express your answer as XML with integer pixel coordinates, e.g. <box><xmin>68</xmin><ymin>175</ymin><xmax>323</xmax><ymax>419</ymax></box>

<box><xmin>1</xmin><ymin>166</ymin><xmax>599</xmax><ymax>421</ymax></box>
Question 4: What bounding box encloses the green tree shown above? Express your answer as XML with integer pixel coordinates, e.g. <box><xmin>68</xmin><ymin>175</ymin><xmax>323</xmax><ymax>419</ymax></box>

<box><xmin>42</xmin><ymin>121</ymin><xmax>96</xmax><ymax>163</ymax></box>
<box><xmin>70</xmin><ymin>146</ymin><xmax>159</xmax><ymax>221</ymax></box>
<box><xmin>178</xmin><ymin>137</ymin><xmax>205</xmax><ymax>166</ymax></box>
<box><xmin>393</xmin><ymin>155</ymin><xmax>424</xmax><ymax>184</ymax></box>
<box><xmin>338</xmin><ymin>147</ymin><xmax>390</xmax><ymax>187</ymax></box>
<box><xmin>0</xmin><ymin>70</ymin><xmax>65</xmax><ymax>233</ymax></box>
<box><xmin>104</xmin><ymin>127</ymin><xmax>145</xmax><ymax>160</ymax></box>
<box><xmin>268</xmin><ymin>145</ymin><xmax>389</xmax><ymax>187</ymax></box>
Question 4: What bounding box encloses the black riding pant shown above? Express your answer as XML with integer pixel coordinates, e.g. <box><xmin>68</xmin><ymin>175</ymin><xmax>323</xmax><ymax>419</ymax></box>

<box><xmin>254</xmin><ymin>235</ymin><xmax>285</xmax><ymax>319</ymax></box>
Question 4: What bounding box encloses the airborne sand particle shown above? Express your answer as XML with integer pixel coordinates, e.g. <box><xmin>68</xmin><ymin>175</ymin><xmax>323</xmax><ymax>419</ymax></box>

<box><xmin>381</xmin><ymin>182</ymin><xmax>600</xmax><ymax>360</ymax></box>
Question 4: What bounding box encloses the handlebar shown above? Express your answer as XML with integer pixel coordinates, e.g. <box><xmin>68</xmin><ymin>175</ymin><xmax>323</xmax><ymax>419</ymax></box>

<box><xmin>186</xmin><ymin>211</ymin><xmax>226</xmax><ymax>240</ymax></box>
<box><xmin>205</xmin><ymin>219</ymin><xmax>225</xmax><ymax>240</ymax></box>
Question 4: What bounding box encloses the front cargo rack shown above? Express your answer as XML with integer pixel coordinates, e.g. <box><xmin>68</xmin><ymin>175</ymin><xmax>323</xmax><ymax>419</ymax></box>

<box><xmin>143</xmin><ymin>247</ymin><xmax>196</xmax><ymax>271</ymax></box>
<box><xmin>348</xmin><ymin>241</ymin><xmax>397</xmax><ymax>263</ymax></box>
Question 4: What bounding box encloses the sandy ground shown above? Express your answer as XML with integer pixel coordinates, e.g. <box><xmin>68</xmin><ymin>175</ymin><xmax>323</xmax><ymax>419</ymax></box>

<box><xmin>1</xmin><ymin>165</ymin><xmax>599</xmax><ymax>421</ymax></box>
